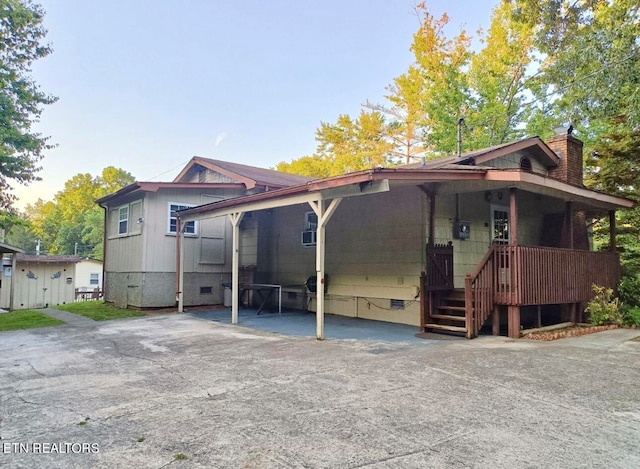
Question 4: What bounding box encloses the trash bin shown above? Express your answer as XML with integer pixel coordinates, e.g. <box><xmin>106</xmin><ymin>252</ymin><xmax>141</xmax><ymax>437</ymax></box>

<box><xmin>222</xmin><ymin>283</ymin><xmax>232</xmax><ymax>307</ymax></box>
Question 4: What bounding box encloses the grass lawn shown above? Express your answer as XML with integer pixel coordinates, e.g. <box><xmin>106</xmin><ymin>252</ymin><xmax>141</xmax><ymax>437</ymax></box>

<box><xmin>55</xmin><ymin>301</ymin><xmax>147</xmax><ymax>321</ymax></box>
<box><xmin>0</xmin><ymin>310</ymin><xmax>66</xmax><ymax>331</ymax></box>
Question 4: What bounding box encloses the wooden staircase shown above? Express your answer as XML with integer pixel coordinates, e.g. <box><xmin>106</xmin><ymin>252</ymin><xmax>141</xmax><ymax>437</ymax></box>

<box><xmin>425</xmin><ymin>289</ymin><xmax>468</xmax><ymax>336</ymax></box>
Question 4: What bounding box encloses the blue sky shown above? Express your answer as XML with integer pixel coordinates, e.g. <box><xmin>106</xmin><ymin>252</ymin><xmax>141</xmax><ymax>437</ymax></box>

<box><xmin>16</xmin><ymin>0</ymin><xmax>498</xmax><ymax>209</ymax></box>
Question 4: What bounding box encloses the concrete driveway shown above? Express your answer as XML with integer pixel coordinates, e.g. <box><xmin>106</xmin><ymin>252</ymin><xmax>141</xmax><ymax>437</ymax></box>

<box><xmin>1</xmin><ymin>312</ymin><xmax>639</xmax><ymax>468</ymax></box>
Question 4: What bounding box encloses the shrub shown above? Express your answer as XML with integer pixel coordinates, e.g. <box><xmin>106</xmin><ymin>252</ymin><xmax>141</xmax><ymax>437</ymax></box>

<box><xmin>585</xmin><ymin>285</ymin><xmax>625</xmax><ymax>326</ymax></box>
<box><xmin>617</xmin><ymin>274</ymin><xmax>640</xmax><ymax>309</ymax></box>
<box><xmin>624</xmin><ymin>307</ymin><xmax>640</xmax><ymax>328</ymax></box>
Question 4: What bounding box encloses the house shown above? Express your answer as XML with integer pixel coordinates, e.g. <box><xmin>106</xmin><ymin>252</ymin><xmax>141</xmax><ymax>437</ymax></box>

<box><xmin>174</xmin><ymin>130</ymin><xmax>633</xmax><ymax>339</ymax></box>
<box><xmin>1</xmin><ymin>253</ymin><xmax>81</xmax><ymax>310</ymax></box>
<box><xmin>96</xmin><ymin>158</ymin><xmax>312</xmax><ymax>309</ymax></box>
<box><xmin>74</xmin><ymin>257</ymin><xmax>104</xmax><ymax>301</ymax></box>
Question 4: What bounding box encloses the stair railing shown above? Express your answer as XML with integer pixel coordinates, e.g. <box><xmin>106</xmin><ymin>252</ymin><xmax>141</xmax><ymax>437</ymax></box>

<box><xmin>464</xmin><ymin>245</ymin><xmax>499</xmax><ymax>338</ymax></box>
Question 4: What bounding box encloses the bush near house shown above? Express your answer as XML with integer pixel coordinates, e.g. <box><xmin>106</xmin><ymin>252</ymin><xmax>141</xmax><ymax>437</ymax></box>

<box><xmin>0</xmin><ymin>310</ymin><xmax>65</xmax><ymax>331</ymax></box>
<box><xmin>55</xmin><ymin>302</ymin><xmax>146</xmax><ymax>321</ymax></box>
<box><xmin>586</xmin><ymin>284</ymin><xmax>638</xmax><ymax>327</ymax></box>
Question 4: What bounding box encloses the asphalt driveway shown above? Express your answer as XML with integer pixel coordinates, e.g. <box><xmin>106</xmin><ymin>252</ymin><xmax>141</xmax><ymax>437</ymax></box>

<box><xmin>1</xmin><ymin>311</ymin><xmax>639</xmax><ymax>468</ymax></box>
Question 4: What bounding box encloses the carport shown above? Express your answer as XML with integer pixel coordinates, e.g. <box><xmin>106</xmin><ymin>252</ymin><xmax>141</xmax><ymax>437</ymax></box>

<box><xmin>175</xmin><ymin>175</ymin><xmax>390</xmax><ymax>340</ymax></box>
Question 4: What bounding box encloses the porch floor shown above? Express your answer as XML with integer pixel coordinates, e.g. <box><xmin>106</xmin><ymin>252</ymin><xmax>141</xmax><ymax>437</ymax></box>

<box><xmin>187</xmin><ymin>308</ymin><xmax>460</xmax><ymax>343</ymax></box>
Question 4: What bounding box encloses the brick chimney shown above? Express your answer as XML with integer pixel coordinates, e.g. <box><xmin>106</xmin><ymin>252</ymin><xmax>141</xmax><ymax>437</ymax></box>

<box><xmin>546</xmin><ymin>128</ymin><xmax>584</xmax><ymax>186</ymax></box>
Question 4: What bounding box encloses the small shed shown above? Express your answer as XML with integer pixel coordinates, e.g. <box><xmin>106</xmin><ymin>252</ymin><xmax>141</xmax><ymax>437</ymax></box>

<box><xmin>0</xmin><ymin>242</ymin><xmax>23</xmax><ymax>310</ymax></box>
<box><xmin>11</xmin><ymin>255</ymin><xmax>81</xmax><ymax>310</ymax></box>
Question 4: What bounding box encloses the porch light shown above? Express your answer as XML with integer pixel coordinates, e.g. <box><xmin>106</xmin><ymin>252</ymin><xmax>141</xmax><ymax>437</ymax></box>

<box><xmin>485</xmin><ymin>191</ymin><xmax>493</xmax><ymax>202</ymax></box>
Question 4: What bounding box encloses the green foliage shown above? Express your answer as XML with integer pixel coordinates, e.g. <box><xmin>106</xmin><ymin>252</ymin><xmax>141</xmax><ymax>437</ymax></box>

<box><xmin>585</xmin><ymin>285</ymin><xmax>624</xmax><ymax>326</ymax></box>
<box><xmin>276</xmin><ymin>110</ymin><xmax>393</xmax><ymax>178</ymax></box>
<box><xmin>624</xmin><ymin>307</ymin><xmax>640</xmax><ymax>328</ymax></box>
<box><xmin>15</xmin><ymin>167</ymin><xmax>134</xmax><ymax>256</ymax></box>
<box><xmin>0</xmin><ymin>0</ymin><xmax>56</xmax><ymax>215</ymax></box>
<box><xmin>174</xmin><ymin>454</ymin><xmax>188</xmax><ymax>460</ymax></box>
<box><xmin>617</xmin><ymin>275</ymin><xmax>640</xmax><ymax>310</ymax></box>
<box><xmin>0</xmin><ymin>310</ymin><xmax>65</xmax><ymax>331</ymax></box>
<box><xmin>55</xmin><ymin>301</ymin><xmax>146</xmax><ymax>321</ymax></box>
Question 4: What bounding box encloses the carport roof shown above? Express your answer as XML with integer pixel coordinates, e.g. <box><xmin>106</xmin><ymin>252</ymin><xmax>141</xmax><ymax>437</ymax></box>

<box><xmin>0</xmin><ymin>241</ymin><xmax>23</xmax><ymax>254</ymax></box>
<box><xmin>177</xmin><ymin>164</ymin><xmax>633</xmax><ymax>221</ymax></box>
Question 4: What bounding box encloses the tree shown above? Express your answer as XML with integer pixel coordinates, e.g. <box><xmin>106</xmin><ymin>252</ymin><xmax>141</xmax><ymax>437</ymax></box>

<box><xmin>24</xmin><ymin>167</ymin><xmax>134</xmax><ymax>258</ymax></box>
<box><xmin>365</xmin><ymin>64</ymin><xmax>426</xmax><ymax>164</ymax></box>
<box><xmin>276</xmin><ymin>110</ymin><xmax>392</xmax><ymax>178</ymax></box>
<box><xmin>410</xmin><ymin>7</ymin><xmax>472</xmax><ymax>155</ymax></box>
<box><xmin>0</xmin><ymin>0</ymin><xmax>56</xmax><ymax>217</ymax></box>
<box><xmin>511</xmin><ymin>0</ymin><xmax>640</xmax><ymax>129</ymax></box>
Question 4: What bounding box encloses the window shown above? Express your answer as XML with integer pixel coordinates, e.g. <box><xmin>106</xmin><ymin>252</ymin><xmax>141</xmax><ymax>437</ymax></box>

<box><xmin>118</xmin><ymin>206</ymin><xmax>129</xmax><ymax>235</ymax></box>
<box><xmin>90</xmin><ymin>273</ymin><xmax>99</xmax><ymax>286</ymax></box>
<box><xmin>491</xmin><ymin>206</ymin><xmax>509</xmax><ymax>244</ymax></box>
<box><xmin>168</xmin><ymin>203</ymin><xmax>196</xmax><ymax>234</ymax></box>
<box><xmin>305</xmin><ymin>211</ymin><xmax>318</xmax><ymax>230</ymax></box>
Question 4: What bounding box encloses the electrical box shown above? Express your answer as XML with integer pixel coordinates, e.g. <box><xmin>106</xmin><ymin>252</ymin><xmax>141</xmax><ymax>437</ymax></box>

<box><xmin>453</xmin><ymin>220</ymin><xmax>471</xmax><ymax>240</ymax></box>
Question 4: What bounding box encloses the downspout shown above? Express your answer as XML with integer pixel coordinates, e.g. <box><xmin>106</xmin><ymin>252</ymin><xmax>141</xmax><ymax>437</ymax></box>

<box><xmin>176</xmin><ymin>216</ymin><xmax>182</xmax><ymax>311</ymax></box>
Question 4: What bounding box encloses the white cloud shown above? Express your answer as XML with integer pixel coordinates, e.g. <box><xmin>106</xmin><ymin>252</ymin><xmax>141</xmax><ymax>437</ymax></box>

<box><xmin>215</xmin><ymin>132</ymin><xmax>228</xmax><ymax>147</ymax></box>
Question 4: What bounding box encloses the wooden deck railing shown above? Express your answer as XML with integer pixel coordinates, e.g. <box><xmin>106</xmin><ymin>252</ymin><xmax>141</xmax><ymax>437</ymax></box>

<box><xmin>464</xmin><ymin>247</ymin><xmax>498</xmax><ymax>338</ymax></box>
<box><xmin>464</xmin><ymin>245</ymin><xmax>620</xmax><ymax>338</ymax></box>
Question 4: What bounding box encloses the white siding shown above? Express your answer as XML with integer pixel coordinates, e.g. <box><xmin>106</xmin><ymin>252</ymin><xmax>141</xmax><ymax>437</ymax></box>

<box><xmin>13</xmin><ymin>262</ymin><xmax>76</xmax><ymax>309</ymax></box>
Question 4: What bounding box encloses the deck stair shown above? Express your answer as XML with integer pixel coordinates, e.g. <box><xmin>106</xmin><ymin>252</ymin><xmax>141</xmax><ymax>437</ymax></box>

<box><xmin>425</xmin><ymin>289</ymin><xmax>468</xmax><ymax>336</ymax></box>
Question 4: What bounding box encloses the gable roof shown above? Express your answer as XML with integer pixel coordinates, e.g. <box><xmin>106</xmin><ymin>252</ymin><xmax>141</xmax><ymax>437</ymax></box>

<box><xmin>400</xmin><ymin>137</ymin><xmax>560</xmax><ymax>170</ymax></box>
<box><xmin>95</xmin><ymin>181</ymin><xmax>246</xmax><ymax>205</ymax></box>
<box><xmin>173</xmin><ymin>157</ymin><xmax>315</xmax><ymax>189</ymax></box>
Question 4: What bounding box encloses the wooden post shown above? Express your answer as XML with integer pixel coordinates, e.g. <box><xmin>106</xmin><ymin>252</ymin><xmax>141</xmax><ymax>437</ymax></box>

<box><xmin>429</xmin><ymin>191</ymin><xmax>436</xmax><ymax>247</ymax></box>
<box><xmin>609</xmin><ymin>210</ymin><xmax>616</xmax><ymax>252</ymax></box>
<box><xmin>229</xmin><ymin>212</ymin><xmax>245</xmax><ymax>325</ymax></box>
<box><xmin>420</xmin><ymin>272</ymin><xmax>427</xmax><ymax>332</ymax></box>
<box><xmin>508</xmin><ymin>305</ymin><xmax>521</xmax><ymax>338</ymax></box>
<box><xmin>509</xmin><ymin>188</ymin><xmax>518</xmax><ymax>245</ymax></box>
<box><xmin>492</xmin><ymin>305</ymin><xmax>500</xmax><ymax>336</ymax></box>
<box><xmin>464</xmin><ymin>276</ymin><xmax>473</xmax><ymax>339</ymax></box>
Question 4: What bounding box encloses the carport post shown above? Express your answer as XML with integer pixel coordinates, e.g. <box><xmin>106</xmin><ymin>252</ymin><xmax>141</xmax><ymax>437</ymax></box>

<box><xmin>309</xmin><ymin>198</ymin><xmax>342</xmax><ymax>340</ymax></box>
<box><xmin>229</xmin><ymin>212</ymin><xmax>244</xmax><ymax>324</ymax></box>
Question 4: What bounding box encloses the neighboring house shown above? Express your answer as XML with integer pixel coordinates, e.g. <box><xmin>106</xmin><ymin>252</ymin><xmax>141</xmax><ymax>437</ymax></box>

<box><xmin>75</xmin><ymin>257</ymin><xmax>103</xmax><ymax>292</ymax></box>
<box><xmin>2</xmin><ymin>254</ymin><xmax>81</xmax><ymax>310</ymax></box>
<box><xmin>96</xmin><ymin>158</ymin><xmax>312</xmax><ymax>309</ymax></box>
<box><xmin>175</xmin><ymin>130</ymin><xmax>634</xmax><ymax>339</ymax></box>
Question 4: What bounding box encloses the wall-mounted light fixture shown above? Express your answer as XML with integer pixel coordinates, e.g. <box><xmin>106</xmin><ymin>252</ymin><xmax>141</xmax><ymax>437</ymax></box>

<box><xmin>484</xmin><ymin>191</ymin><xmax>493</xmax><ymax>202</ymax></box>
<box><xmin>497</xmin><ymin>191</ymin><xmax>503</xmax><ymax>200</ymax></box>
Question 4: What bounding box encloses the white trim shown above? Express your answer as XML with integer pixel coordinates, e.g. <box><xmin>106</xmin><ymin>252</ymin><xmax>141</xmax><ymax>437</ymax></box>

<box><xmin>117</xmin><ymin>205</ymin><xmax>129</xmax><ymax>236</ymax></box>
<box><xmin>168</xmin><ymin>202</ymin><xmax>198</xmax><ymax>235</ymax></box>
<box><xmin>490</xmin><ymin>204</ymin><xmax>510</xmax><ymax>244</ymax></box>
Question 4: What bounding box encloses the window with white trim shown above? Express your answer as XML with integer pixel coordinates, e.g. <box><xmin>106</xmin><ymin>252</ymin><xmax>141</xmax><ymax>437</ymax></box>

<box><xmin>169</xmin><ymin>203</ymin><xmax>196</xmax><ymax>235</ymax></box>
<box><xmin>90</xmin><ymin>273</ymin><xmax>99</xmax><ymax>285</ymax></box>
<box><xmin>491</xmin><ymin>205</ymin><xmax>509</xmax><ymax>244</ymax></box>
<box><xmin>118</xmin><ymin>206</ymin><xmax>129</xmax><ymax>235</ymax></box>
